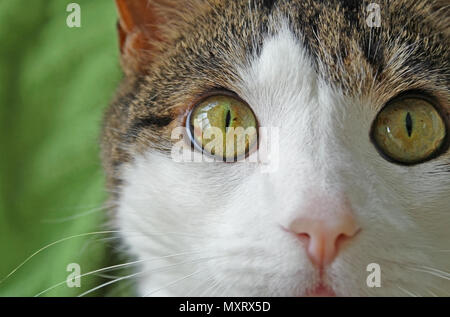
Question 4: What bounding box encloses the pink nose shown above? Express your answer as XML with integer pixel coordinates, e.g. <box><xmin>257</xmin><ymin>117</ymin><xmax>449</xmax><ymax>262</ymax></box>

<box><xmin>289</xmin><ymin>212</ymin><xmax>360</xmax><ymax>267</ymax></box>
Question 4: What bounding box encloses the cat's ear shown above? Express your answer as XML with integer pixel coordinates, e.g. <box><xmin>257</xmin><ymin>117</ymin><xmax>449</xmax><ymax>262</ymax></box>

<box><xmin>116</xmin><ymin>0</ymin><xmax>166</xmax><ymax>76</ymax></box>
<box><xmin>115</xmin><ymin>0</ymin><xmax>201</xmax><ymax>76</ymax></box>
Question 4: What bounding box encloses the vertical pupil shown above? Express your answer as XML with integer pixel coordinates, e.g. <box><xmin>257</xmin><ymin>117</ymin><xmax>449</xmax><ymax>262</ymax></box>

<box><xmin>405</xmin><ymin>112</ymin><xmax>413</xmax><ymax>137</ymax></box>
<box><xmin>225</xmin><ymin>109</ymin><xmax>231</xmax><ymax>128</ymax></box>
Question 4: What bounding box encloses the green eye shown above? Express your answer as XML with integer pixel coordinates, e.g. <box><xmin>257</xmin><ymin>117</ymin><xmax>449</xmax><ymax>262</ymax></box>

<box><xmin>372</xmin><ymin>95</ymin><xmax>448</xmax><ymax>165</ymax></box>
<box><xmin>188</xmin><ymin>94</ymin><xmax>258</xmax><ymax>161</ymax></box>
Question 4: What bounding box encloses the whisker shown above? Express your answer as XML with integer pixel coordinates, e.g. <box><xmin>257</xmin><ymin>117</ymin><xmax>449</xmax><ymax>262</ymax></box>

<box><xmin>34</xmin><ymin>260</ymin><xmax>143</xmax><ymax>297</ymax></box>
<box><xmin>427</xmin><ymin>289</ymin><xmax>438</xmax><ymax>297</ymax></box>
<box><xmin>144</xmin><ymin>270</ymin><xmax>204</xmax><ymax>297</ymax></box>
<box><xmin>199</xmin><ymin>274</ymin><xmax>225</xmax><ymax>297</ymax></box>
<box><xmin>90</xmin><ymin>272</ymin><xmax>125</xmax><ymax>280</ymax></box>
<box><xmin>78</xmin><ymin>271</ymin><xmax>143</xmax><ymax>297</ymax></box>
<box><xmin>407</xmin><ymin>267</ymin><xmax>450</xmax><ymax>281</ymax></box>
<box><xmin>0</xmin><ymin>230</ymin><xmax>125</xmax><ymax>285</ymax></box>
<box><xmin>217</xmin><ymin>275</ymin><xmax>241</xmax><ymax>297</ymax></box>
<box><xmin>396</xmin><ymin>285</ymin><xmax>418</xmax><ymax>297</ymax></box>
<box><xmin>419</xmin><ymin>266</ymin><xmax>450</xmax><ymax>277</ymax></box>
<box><xmin>425</xmin><ymin>285</ymin><xmax>449</xmax><ymax>297</ymax></box>
<box><xmin>149</xmin><ymin>255</ymin><xmax>233</xmax><ymax>297</ymax></box>
<box><xmin>78</xmin><ymin>255</ymin><xmax>225</xmax><ymax>297</ymax></box>
<box><xmin>40</xmin><ymin>203</ymin><xmax>116</xmax><ymax>224</ymax></box>
<box><xmin>1</xmin><ymin>230</ymin><xmax>212</xmax><ymax>285</ymax></box>
<box><xmin>186</xmin><ymin>274</ymin><xmax>215</xmax><ymax>297</ymax></box>
<box><xmin>106</xmin><ymin>279</ymin><xmax>136</xmax><ymax>297</ymax></box>
<box><xmin>34</xmin><ymin>250</ymin><xmax>205</xmax><ymax>297</ymax></box>
<box><xmin>198</xmin><ymin>280</ymin><xmax>218</xmax><ymax>297</ymax></box>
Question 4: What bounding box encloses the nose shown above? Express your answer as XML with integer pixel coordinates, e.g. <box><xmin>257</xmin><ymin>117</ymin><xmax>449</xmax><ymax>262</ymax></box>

<box><xmin>289</xmin><ymin>212</ymin><xmax>360</xmax><ymax>267</ymax></box>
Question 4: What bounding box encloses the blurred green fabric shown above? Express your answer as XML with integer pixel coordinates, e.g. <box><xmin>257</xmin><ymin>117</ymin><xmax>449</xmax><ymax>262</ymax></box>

<box><xmin>0</xmin><ymin>0</ymin><xmax>127</xmax><ymax>296</ymax></box>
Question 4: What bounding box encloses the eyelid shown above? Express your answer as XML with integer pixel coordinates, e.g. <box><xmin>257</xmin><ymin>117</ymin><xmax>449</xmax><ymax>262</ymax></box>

<box><xmin>179</xmin><ymin>89</ymin><xmax>242</xmax><ymax>127</ymax></box>
<box><xmin>382</xmin><ymin>90</ymin><xmax>446</xmax><ymax>116</ymax></box>
<box><xmin>183</xmin><ymin>88</ymin><xmax>255</xmax><ymax>126</ymax></box>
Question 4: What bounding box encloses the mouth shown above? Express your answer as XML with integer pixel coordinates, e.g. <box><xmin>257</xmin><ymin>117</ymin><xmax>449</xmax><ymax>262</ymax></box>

<box><xmin>305</xmin><ymin>284</ymin><xmax>336</xmax><ymax>297</ymax></box>
<box><xmin>303</xmin><ymin>268</ymin><xmax>336</xmax><ymax>297</ymax></box>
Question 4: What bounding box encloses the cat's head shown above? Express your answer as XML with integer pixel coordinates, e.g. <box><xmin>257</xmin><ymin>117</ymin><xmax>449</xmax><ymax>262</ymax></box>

<box><xmin>102</xmin><ymin>0</ymin><xmax>449</xmax><ymax>296</ymax></box>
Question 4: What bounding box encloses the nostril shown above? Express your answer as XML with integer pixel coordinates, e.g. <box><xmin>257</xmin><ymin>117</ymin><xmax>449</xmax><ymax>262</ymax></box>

<box><xmin>335</xmin><ymin>228</ymin><xmax>361</xmax><ymax>249</ymax></box>
<box><xmin>296</xmin><ymin>233</ymin><xmax>310</xmax><ymax>244</ymax></box>
<box><xmin>335</xmin><ymin>233</ymin><xmax>349</xmax><ymax>249</ymax></box>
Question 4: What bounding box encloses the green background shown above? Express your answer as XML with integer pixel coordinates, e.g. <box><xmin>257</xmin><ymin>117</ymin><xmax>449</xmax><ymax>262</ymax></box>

<box><xmin>0</xmin><ymin>0</ymin><xmax>130</xmax><ymax>296</ymax></box>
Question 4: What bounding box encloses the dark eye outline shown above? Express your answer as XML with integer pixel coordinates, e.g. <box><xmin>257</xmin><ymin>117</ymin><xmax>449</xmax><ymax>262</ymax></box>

<box><xmin>370</xmin><ymin>90</ymin><xmax>449</xmax><ymax>166</ymax></box>
<box><xmin>185</xmin><ymin>89</ymin><xmax>259</xmax><ymax>162</ymax></box>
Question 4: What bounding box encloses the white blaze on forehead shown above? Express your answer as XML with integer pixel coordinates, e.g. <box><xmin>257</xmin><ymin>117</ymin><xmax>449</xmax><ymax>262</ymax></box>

<box><xmin>237</xmin><ymin>24</ymin><xmax>319</xmax><ymax>120</ymax></box>
<box><xmin>248</xmin><ymin>27</ymin><xmax>315</xmax><ymax>86</ymax></box>
<box><xmin>236</xmin><ymin>24</ymin><xmax>339</xmax><ymax>168</ymax></box>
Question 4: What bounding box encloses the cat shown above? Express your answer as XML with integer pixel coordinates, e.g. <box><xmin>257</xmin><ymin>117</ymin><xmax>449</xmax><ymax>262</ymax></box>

<box><xmin>101</xmin><ymin>0</ymin><xmax>449</xmax><ymax>296</ymax></box>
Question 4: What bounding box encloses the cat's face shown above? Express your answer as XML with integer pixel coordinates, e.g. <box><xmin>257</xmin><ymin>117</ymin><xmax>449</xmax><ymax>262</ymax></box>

<box><xmin>102</xmin><ymin>0</ymin><xmax>449</xmax><ymax>296</ymax></box>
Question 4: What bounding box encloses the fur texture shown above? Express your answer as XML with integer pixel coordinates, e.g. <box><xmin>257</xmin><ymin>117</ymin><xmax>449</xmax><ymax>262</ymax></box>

<box><xmin>101</xmin><ymin>0</ymin><xmax>449</xmax><ymax>296</ymax></box>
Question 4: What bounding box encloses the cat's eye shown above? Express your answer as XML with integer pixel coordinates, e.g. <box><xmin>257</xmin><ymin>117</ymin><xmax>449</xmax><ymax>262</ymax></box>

<box><xmin>187</xmin><ymin>93</ymin><xmax>258</xmax><ymax>161</ymax></box>
<box><xmin>371</xmin><ymin>94</ymin><xmax>448</xmax><ymax>165</ymax></box>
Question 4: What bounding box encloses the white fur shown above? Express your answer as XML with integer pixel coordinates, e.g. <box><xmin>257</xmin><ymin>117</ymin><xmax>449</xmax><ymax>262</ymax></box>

<box><xmin>115</xmin><ymin>25</ymin><xmax>450</xmax><ymax>296</ymax></box>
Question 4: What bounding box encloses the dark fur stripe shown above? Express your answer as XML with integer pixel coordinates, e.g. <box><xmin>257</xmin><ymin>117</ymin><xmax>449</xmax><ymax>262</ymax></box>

<box><xmin>132</xmin><ymin>115</ymin><xmax>173</xmax><ymax>129</ymax></box>
<box><xmin>259</xmin><ymin>0</ymin><xmax>277</xmax><ymax>12</ymax></box>
<box><xmin>127</xmin><ymin>115</ymin><xmax>173</xmax><ymax>140</ymax></box>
